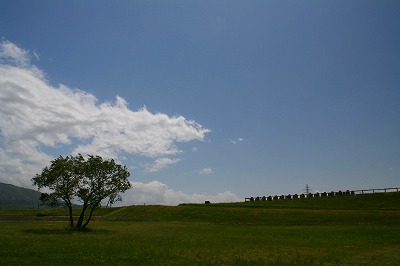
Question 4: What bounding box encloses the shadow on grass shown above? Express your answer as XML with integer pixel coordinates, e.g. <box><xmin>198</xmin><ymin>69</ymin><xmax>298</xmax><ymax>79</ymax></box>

<box><xmin>21</xmin><ymin>227</ymin><xmax>113</xmax><ymax>235</ymax></box>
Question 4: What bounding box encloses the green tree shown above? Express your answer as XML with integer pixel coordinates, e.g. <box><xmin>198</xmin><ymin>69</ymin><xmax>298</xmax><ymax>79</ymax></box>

<box><xmin>32</xmin><ymin>154</ymin><xmax>131</xmax><ymax>229</ymax></box>
<box><xmin>32</xmin><ymin>155</ymin><xmax>81</xmax><ymax>227</ymax></box>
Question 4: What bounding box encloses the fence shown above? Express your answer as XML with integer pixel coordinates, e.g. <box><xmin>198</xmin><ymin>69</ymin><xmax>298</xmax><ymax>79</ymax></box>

<box><xmin>245</xmin><ymin>187</ymin><xmax>399</xmax><ymax>202</ymax></box>
<box><xmin>353</xmin><ymin>187</ymin><xmax>399</xmax><ymax>194</ymax></box>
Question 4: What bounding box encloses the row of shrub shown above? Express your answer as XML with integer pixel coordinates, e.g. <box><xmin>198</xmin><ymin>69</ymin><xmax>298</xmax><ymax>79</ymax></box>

<box><xmin>247</xmin><ymin>190</ymin><xmax>355</xmax><ymax>202</ymax></box>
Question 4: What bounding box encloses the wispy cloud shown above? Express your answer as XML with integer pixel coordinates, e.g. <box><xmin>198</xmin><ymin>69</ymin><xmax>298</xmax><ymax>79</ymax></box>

<box><xmin>0</xmin><ymin>39</ymin><xmax>32</xmax><ymax>66</ymax></box>
<box><xmin>145</xmin><ymin>158</ymin><xmax>181</xmax><ymax>173</ymax></box>
<box><xmin>229</xmin><ymin>138</ymin><xmax>246</xmax><ymax>144</ymax></box>
<box><xmin>199</xmin><ymin>167</ymin><xmax>213</xmax><ymax>175</ymax></box>
<box><xmin>0</xmin><ymin>40</ymin><xmax>210</xmax><ymax>187</ymax></box>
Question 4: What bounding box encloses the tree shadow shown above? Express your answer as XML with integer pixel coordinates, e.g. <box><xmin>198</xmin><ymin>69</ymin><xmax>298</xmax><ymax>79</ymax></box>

<box><xmin>21</xmin><ymin>227</ymin><xmax>113</xmax><ymax>235</ymax></box>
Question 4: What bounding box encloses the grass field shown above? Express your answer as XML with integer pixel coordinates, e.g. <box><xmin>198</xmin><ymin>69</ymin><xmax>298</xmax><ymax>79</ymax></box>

<box><xmin>1</xmin><ymin>192</ymin><xmax>400</xmax><ymax>265</ymax></box>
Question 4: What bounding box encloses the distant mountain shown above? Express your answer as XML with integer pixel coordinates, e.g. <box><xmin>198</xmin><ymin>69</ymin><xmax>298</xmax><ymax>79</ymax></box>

<box><xmin>0</xmin><ymin>182</ymin><xmax>41</xmax><ymax>209</ymax></box>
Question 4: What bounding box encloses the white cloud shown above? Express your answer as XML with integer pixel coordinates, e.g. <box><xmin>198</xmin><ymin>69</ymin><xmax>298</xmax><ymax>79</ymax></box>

<box><xmin>0</xmin><ymin>39</ymin><xmax>31</xmax><ymax>66</ymax></box>
<box><xmin>117</xmin><ymin>181</ymin><xmax>241</xmax><ymax>206</ymax></box>
<box><xmin>199</xmin><ymin>167</ymin><xmax>213</xmax><ymax>175</ymax></box>
<box><xmin>145</xmin><ymin>158</ymin><xmax>181</xmax><ymax>173</ymax></box>
<box><xmin>0</xmin><ymin>40</ymin><xmax>210</xmax><ymax>188</ymax></box>
<box><xmin>230</xmin><ymin>137</ymin><xmax>246</xmax><ymax>144</ymax></box>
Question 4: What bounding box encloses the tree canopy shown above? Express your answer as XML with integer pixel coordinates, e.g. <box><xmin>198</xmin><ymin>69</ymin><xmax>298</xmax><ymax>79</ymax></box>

<box><xmin>32</xmin><ymin>154</ymin><xmax>131</xmax><ymax>229</ymax></box>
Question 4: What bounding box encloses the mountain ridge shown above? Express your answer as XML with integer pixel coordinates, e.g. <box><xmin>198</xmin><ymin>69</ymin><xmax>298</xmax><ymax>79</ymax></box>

<box><xmin>0</xmin><ymin>182</ymin><xmax>41</xmax><ymax>209</ymax></box>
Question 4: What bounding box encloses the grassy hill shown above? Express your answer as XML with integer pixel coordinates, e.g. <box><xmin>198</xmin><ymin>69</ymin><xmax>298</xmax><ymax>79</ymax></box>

<box><xmin>231</xmin><ymin>191</ymin><xmax>400</xmax><ymax>210</ymax></box>
<box><xmin>99</xmin><ymin>192</ymin><xmax>400</xmax><ymax>225</ymax></box>
<box><xmin>1</xmin><ymin>191</ymin><xmax>399</xmax><ymax>225</ymax></box>
<box><xmin>1</xmin><ymin>191</ymin><xmax>399</xmax><ymax>265</ymax></box>
<box><xmin>0</xmin><ymin>182</ymin><xmax>41</xmax><ymax>209</ymax></box>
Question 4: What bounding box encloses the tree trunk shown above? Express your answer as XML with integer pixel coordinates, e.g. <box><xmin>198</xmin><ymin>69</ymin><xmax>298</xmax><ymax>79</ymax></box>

<box><xmin>67</xmin><ymin>201</ymin><xmax>74</xmax><ymax>227</ymax></box>
<box><xmin>76</xmin><ymin>204</ymin><xmax>87</xmax><ymax>228</ymax></box>
<box><xmin>64</xmin><ymin>198</ymin><xmax>74</xmax><ymax>227</ymax></box>
<box><xmin>82</xmin><ymin>206</ymin><xmax>96</xmax><ymax>228</ymax></box>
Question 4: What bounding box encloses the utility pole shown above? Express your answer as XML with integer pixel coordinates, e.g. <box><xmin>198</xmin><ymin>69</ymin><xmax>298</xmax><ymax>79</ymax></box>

<box><xmin>304</xmin><ymin>184</ymin><xmax>311</xmax><ymax>194</ymax></box>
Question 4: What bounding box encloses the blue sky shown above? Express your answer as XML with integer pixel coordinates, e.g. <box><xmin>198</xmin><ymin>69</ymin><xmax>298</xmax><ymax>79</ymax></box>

<box><xmin>1</xmin><ymin>1</ymin><xmax>399</xmax><ymax>204</ymax></box>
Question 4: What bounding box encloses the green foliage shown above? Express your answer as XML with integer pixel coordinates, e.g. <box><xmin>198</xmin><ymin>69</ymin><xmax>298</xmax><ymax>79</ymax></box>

<box><xmin>32</xmin><ymin>154</ymin><xmax>131</xmax><ymax>228</ymax></box>
<box><xmin>38</xmin><ymin>193</ymin><xmax>63</xmax><ymax>207</ymax></box>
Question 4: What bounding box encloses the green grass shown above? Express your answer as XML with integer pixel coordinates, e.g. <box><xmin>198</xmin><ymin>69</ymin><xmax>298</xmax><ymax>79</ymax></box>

<box><xmin>100</xmin><ymin>204</ymin><xmax>400</xmax><ymax>226</ymax></box>
<box><xmin>1</xmin><ymin>221</ymin><xmax>399</xmax><ymax>265</ymax></box>
<box><xmin>1</xmin><ymin>192</ymin><xmax>399</xmax><ymax>265</ymax></box>
<box><xmin>235</xmin><ymin>192</ymin><xmax>400</xmax><ymax>210</ymax></box>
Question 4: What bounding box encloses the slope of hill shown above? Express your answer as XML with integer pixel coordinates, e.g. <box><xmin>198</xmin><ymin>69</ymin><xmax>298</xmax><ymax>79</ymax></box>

<box><xmin>101</xmin><ymin>192</ymin><xmax>400</xmax><ymax>225</ymax></box>
<box><xmin>231</xmin><ymin>191</ymin><xmax>400</xmax><ymax>210</ymax></box>
<box><xmin>1</xmin><ymin>191</ymin><xmax>399</xmax><ymax>226</ymax></box>
<box><xmin>0</xmin><ymin>182</ymin><xmax>41</xmax><ymax>209</ymax></box>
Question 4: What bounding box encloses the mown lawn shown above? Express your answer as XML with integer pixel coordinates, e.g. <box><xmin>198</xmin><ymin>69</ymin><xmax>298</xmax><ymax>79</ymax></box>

<box><xmin>1</xmin><ymin>220</ymin><xmax>399</xmax><ymax>265</ymax></box>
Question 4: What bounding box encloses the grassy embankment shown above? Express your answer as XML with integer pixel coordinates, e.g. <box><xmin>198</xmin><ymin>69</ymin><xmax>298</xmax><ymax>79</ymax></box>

<box><xmin>1</xmin><ymin>192</ymin><xmax>399</xmax><ymax>265</ymax></box>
